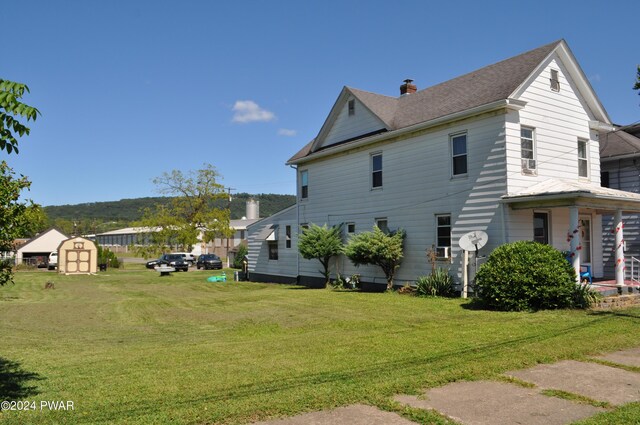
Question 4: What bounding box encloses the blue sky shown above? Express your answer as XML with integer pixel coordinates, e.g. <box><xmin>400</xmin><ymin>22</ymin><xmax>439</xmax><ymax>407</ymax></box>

<box><xmin>3</xmin><ymin>0</ymin><xmax>639</xmax><ymax>207</ymax></box>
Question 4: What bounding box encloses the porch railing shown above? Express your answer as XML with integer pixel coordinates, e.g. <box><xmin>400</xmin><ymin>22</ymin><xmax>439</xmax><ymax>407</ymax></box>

<box><xmin>631</xmin><ymin>257</ymin><xmax>640</xmax><ymax>284</ymax></box>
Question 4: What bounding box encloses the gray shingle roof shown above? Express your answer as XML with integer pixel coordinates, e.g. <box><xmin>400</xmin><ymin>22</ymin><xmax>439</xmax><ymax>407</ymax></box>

<box><xmin>289</xmin><ymin>40</ymin><xmax>562</xmax><ymax>163</ymax></box>
<box><xmin>599</xmin><ymin>129</ymin><xmax>640</xmax><ymax>159</ymax></box>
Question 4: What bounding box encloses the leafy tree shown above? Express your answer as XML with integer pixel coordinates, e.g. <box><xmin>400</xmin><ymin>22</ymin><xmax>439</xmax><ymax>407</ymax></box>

<box><xmin>635</xmin><ymin>65</ymin><xmax>640</xmax><ymax>101</ymax></box>
<box><xmin>344</xmin><ymin>226</ymin><xmax>405</xmax><ymax>290</ymax></box>
<box><xmin>134</xmin><ymin>164</ymin><xmax>231</xmax><ymax>257</ymax></box>
<box><xmin>233</xmin><ymin>243</ymin><xmax>248</xmax><ymax>269</ymax></box>
<box><xmin>0</xmin><ymin>162</ymin><xmax>36</xmax><ymax>284</ymax></box>
<box><xmin>20</xmin><ymin>204</ymin><xmax>48</xmax><ymax>238</ymax></box>
<box><xmin>298</xmin><ymin>224</ymin><xmax>344</xmax><ymax>286</ymax></box>
<box><xmin>1</xmin><ymin>79</ymin><xmax>40</xmax><ymax>154</ymax></box>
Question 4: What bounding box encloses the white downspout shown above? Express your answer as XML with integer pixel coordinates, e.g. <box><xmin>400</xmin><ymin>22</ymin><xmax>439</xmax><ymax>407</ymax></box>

<box><xmin>289</xmin><ymin>164</ymin><xmax>300</xmax><ymax>281</ymax></box>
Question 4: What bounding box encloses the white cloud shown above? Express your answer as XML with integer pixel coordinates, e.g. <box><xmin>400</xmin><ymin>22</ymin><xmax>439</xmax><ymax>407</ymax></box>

<box><xmin>589</xmin><ymin>74</ymin><xmax>602</xmax><ymax>83</ymax></box>
<box><xmin>277</xmin><ymin>128</ymin><xmax>297</xmax><ymax>137</ymax></box>
<box><xmin>231</xmin><ymin>100</ymin><xmax>276</xmax><ymax>123</ymax></box>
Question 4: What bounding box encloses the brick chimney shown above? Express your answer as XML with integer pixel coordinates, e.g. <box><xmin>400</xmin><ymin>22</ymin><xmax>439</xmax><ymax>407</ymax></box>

<box><xmin>400</xmin><ymin>79</ymin><xmax>417</xmax><ymax>95</ymax></box>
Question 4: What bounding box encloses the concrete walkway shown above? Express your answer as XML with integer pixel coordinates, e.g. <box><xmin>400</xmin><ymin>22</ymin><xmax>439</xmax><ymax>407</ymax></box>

<box><xmin>252</xmin><ymin>347</ymin><xmax>640</xmax><ymax>425</ymax></box>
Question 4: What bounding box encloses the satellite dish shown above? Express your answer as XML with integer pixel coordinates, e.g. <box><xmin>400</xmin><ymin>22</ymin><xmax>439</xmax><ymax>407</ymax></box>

<box><xmin>458</xmin><ymin>230</ymin><xmax>488</xmax><ymax>252</ymax></box>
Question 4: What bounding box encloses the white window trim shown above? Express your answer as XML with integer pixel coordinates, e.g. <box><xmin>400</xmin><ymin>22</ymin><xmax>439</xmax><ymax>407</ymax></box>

<box><xmin>435</xmin><ymin>213</ymin><xmax>452</xmax><ymax>259</ymax></box>
<box><xmin>371</xmin><ymin>152</ymin><xmax>383</xmax><ymax>190</ymax></box>
<box><xmin>300</xmin><ymin>169</ymin><xmax>309</xmax><ymax>200</ymax></box>
<box><xmin>531</xmin><ymin>209</ymin><xmax>553</xmax><ymax>246</ymax></box>
<box><xmin>375</xmin><ymin>217</ymin><xmax>389</xmax><ymax>233</ymax></box>
<box><xmin>520</xmin><ymin>126</ymin><xmax>537</xmax><ymax>176</ymax></box>
<box><xmin>550</xmin><ymin>69</ymin><xmax>560</xmax><ymax>92</ymax></box>
<box><xmin>578</xmin><ymin>139</ymin><xmax>589</xmax><ymax>179</ymax></box>
<box><xmin>579</xmin><ymin>214</ymin><xmax>592</xmax><ymax>265</ymax></box>
<box><xmin>450</xmin><ymin>132</ymin><xmax>468</xmax><ymax>178</ymax></box>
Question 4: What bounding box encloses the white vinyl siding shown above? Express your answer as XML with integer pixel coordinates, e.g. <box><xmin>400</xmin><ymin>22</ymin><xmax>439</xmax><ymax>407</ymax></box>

<box><xmin>319</xmin><ymin>97</ymin><xmax>387</xmax><ymax>149</ymax></box>
<box><xmin>293</xmin><ymin>113</ymin><xmax>508</xmax><ymax>284</ymax></box>
<box><xmin>506</xmin><ymin>54</ymin><xmax>600</xmax><ymax>194</ymax></box>
<box><xmin>247</xmin><ymin>206</ymin><xmax>298</xmax><ymax>278</ymax></box>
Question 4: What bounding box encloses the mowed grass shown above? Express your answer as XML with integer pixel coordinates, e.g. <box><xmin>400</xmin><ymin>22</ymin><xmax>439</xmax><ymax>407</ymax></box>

<box><xmin>1</xmin><ymin>270</ymin><xmax>639</xmax><ymax>424</ymax></box>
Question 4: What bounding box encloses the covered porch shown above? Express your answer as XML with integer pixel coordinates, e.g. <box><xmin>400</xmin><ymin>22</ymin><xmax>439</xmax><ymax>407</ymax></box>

<box><xmin>502</xmin><ymin>179</ymin><xmax>640</xmax><ymax>291</ymax></box>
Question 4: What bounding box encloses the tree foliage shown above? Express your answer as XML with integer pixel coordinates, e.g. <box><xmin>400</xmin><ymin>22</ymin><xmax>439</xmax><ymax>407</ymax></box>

<box><xmin>134</xmin><ymin>164</ymin><xmax>231</xmax><ymax>257</ymax></box>
<box><xmin>635</xmin><ymin>65</ymin><xmax>640</xmax><ymax>101</ymax></box>
<box><xmin>298</xmin><ymin>224</ymin><xmax>344</xmax><ymax>286</ymax></box>
<box><xmin>0</xmin><ymin>79</ymin><xmax>40</xmax><ymax>154</ymax></box>
<box><xmin>344</xmin><ymin>226</ymin><xmax>405</xmax><ymax>289</ymax></box>
<box><xmin>42</xmin><ymin>193</ymin><xmax>295</xmax><ymax>224</ymax></box>
<box><xmin>0</xmin><ymin>161</ymin><xmax>35</xmax><ymax>284</ymax></box>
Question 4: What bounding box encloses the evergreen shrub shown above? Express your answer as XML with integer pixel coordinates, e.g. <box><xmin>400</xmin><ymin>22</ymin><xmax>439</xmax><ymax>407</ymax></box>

<box><xmin>475</xmin><ymin>241</ymin><xmax>579</xmax><ymax>311</ymax></box>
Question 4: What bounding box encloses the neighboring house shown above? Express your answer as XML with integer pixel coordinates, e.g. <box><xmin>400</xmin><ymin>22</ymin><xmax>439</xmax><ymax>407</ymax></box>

<box><xmin>94</xmin><ymin>201</ymin><xmax>261</xmax><ymax>257</ymax></box>
<box><xmin>203</xmin><ymin>217</ymin><xmax>261</xmax><ymax>258</ymax></box>
<box><xmin>250</xmin><ymin>39</ymin><xmax>640</xmax><ymax>289</ymax></box>
<box><xmin>600</xmin><ymin>124</ymin><xmax>640</xmax><ymax>277</ymax></box>
<box><xmin>15</xmin><ymin>228</ymin><xmax>69</xmax><ymax>267</ymax></box>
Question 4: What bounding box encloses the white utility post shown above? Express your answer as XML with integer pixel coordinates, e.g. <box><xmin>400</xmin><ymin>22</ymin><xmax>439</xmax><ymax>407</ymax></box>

<box><xmin>462</xmin><ymin>250</ymin><xmax>469</xmax><ymax>299</ymax></box>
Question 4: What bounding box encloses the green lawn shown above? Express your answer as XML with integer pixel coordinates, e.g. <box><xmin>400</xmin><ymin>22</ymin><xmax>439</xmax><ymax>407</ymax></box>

<box><xmin>1</xmin><ymin>270</ymin><xmax>639</xmax><ymax>424</ymax></box>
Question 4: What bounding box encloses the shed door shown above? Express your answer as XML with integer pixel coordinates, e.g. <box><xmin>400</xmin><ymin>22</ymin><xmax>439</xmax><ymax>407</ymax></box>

<box><xmin>66</xmin><ymin>250</ymin><xmax>91</xmax><ymax>273</ymax></box>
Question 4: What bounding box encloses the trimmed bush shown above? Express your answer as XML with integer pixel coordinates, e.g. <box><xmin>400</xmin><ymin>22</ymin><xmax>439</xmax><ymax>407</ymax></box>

<box><xmin>475</xmin><ymin>241</ymin><xmax>578</xmax><ymax>311</ymax></box>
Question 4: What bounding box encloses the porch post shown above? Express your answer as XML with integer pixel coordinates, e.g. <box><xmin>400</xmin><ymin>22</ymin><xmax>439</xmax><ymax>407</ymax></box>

<box><xmin>569</xmin><ymin>206</ymin><xmax>580</xmax><ymax>284</ymax></box>
<box><xmin>615</xmin><ymin>209</ymin><xmax>625</xmax><ymax>288</ymax></box>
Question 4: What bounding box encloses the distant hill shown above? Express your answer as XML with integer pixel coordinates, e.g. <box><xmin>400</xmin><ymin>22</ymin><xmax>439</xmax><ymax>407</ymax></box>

<box><xmin>43</xmin><ymin>193</ymin><xmax>296</xmax><ymax>223</ymax></box>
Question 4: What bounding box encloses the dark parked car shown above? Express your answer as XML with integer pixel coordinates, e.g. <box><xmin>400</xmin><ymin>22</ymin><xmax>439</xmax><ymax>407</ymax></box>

<box><xmin>146</xmin><ymin>254</ymin><xmax>189</xmax><ymax>272</ymax></box>
<box><xmin>196</xmin><ymin>254</ymin><xmax>223</xmax><ymax>270</ymax></box>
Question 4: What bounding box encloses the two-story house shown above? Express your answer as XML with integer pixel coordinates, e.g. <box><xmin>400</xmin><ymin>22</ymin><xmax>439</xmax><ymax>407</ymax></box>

<box><xmin>248</xmin><ymin>40</ymin><xmax>640</xmax><ymax>290</ymax></box>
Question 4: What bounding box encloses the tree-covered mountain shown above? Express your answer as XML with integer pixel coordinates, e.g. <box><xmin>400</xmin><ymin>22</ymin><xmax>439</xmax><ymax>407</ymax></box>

<box><xmin>43</xmin><ymin>193</ymin><xmax>295</xmax><ymax>233</ymax></box>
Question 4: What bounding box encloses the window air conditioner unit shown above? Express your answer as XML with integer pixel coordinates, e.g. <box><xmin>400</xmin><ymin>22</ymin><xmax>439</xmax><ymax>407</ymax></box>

<box><xmin>436</xmin><ymin>247</ymin><xmax>450</xmax><ymax>258</ymax></box>
<box><xmin>521</xmin><ymin>159</ymin><xmax>536</xmax><ymax>174</ymax></box>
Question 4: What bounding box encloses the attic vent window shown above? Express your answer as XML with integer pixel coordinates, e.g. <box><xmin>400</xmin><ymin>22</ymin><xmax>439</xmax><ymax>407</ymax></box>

<box><xmin>550</xmin><ymin>69</ymin><xmax>560</xmax><ymax>92</ymax></box>
<box><xmin>348</xmin><ymin>99</ymin><xmax>355</xmax><ymax>116</ymax></box>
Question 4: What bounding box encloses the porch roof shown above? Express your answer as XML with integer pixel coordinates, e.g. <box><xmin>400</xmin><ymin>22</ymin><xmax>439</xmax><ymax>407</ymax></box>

<box><xmin>501</xmin><ymin>179</ymin><xmax>640</xmax><ymax>212</ymax></box>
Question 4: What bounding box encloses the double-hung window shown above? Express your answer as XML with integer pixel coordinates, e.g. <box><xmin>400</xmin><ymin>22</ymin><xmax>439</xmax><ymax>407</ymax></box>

<box><xmin>451</xmin><ymin>134</ymin><xmax>467</xmax><ymax>176</ymax></box>
<box><xmin>268</xmin><ymin>242</ymin><xmax>279</xmax><ymax>260</ymax></box>
<box><xmin>285</xmin><ymin>225</ymin><xmax>291</xmax><ymax>248</ymax></box>
<box><xmin>300</xmin><ymin>170</ymin><xmax>308</xmax><ymax>199</ymax></box>
<box><xmin>521</xmin><ymin>127</ymin><xmax>536</xmax><ymax>174</ymax></box>
<box><xmin>578</xmin><ymin>139</ymin><xmax>589</xmax><ymax>178</ymax></box>
<box><xmin>375</xmin><ymin>218</ymin><xmax>389</xmax><ymax>233</ymax></box>
<box><xmin>371</xmin><ymin>153</ymin><xmax>383</xmax><ymax>188</ymax></box>
<box><xmin>436</xmin><ymin>214</ymin><xmax>451</xmax><ymax>258</ymax></box>
<box><xmin>533</xmin><ymin>212</ymin><xmax>549</xmax><ymax>245</ymax></box>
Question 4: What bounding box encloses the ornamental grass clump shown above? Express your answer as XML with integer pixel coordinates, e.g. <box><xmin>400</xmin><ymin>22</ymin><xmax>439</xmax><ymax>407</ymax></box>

<box><xmin>475</xmin><ymin>241</ymin><xmax>579</xmax><ymax>311</ymax></box>
<box><xmin>416</xmin><ymin>268</ymin><xmax>455</xmax><ymax>297</ymax></box>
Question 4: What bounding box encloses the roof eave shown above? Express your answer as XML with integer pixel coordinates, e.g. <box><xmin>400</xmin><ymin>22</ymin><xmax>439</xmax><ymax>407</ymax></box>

<box><xmin>288</xmin><ymin>98</ymin><xmax>524</xmax><ymax>165</ymax></box>
<box><xmin>502</xmin><ymin>191</ymin><xmax>640</xmax><ymax>212</ymax></box>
